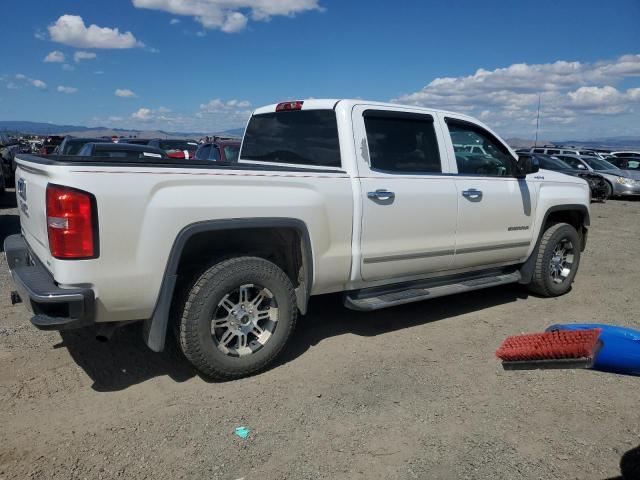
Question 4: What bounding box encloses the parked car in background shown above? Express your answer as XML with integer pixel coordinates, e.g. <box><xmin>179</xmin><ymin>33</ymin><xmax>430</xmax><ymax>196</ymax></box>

<box><xmin>519</xmin><ymin>153</ymin><xmax>609</xmax><ymax>201</ymax></box>
<box><xmin>0</xmin><ymin>162</ymin><xmax>5</xmax><ymax>195</ymax></box>
<box><xmin>118</xmin><ymin>138</ymin><xmax>151</xmax><ymax>145</ymax></box>
<box><xmin>610</xmin><ymin>151</ymin><xmax>640</xmax><ymax>158</ymax></box>
<box><xmin>607</xmin><ymin>157</ymin><xmax>640</xmax><ymax>171</ymax></box>
<box><xmin>77</xmin><ymin>142</ymin><xmax>168</xmax><ymax>159</ymax></box>
<box><xmin>194</xmin><ymin>138</ymin><xmax>241</xmax><ymax>163</ymax></box>
<box><xmin>54</xmin><ymin>136</ymin><xmax>105</xmax><ymax>155</ymax></box>
<box><xmin>526</xmin><ymin>147</ymin><xmax>601</xmax><ymax>158</ymax></box>
<box><xmin>556</xmin><ymin>154</ymin><xmax>640</xmax><ymax>197</ymax></box>
<box><xmin>148</xmin><ymin>139</ymin><xmax>199</xmax><ymax>159</ymax></box>
<box><xmin>1</xmin><ymin>144</ymin><xmax>18</xmax><ymax>188</ymax></box>
<box><xmin>39</xmin><ymin>136</ymin><xmax>64</xmax><ymax>155</ymax></box>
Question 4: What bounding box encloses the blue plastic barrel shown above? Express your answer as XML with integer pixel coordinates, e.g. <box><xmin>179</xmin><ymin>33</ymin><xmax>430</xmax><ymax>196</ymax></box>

<box><xmin>547</xmin><ymin>323</ymin><xmax>640</xmax><ymax>377</ymax></box>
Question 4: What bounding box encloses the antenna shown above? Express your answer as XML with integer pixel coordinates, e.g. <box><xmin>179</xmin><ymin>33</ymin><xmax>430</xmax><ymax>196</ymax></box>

<box><xmin>534</xmin><ymin>93</ymin><xmax>541</xmax><ymax>147</ymax></box>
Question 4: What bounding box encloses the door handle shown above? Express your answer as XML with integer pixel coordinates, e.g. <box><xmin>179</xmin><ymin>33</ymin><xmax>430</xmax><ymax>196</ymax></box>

<box><xmin>462</xmin><ymin>189</ymin><xmax>483</xmax><ymax>200</ymax></box>
<box><xmin>367</xmin><ymin>189</ymin><xmax>395</xmax><ymax>201</ymax></box>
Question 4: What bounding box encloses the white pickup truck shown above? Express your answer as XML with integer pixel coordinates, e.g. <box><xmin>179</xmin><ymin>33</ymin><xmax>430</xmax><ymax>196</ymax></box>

<box><xmin>6</xmin><ymin>99</ymin><xmax>590</xmax><ymax>379</ymax></box>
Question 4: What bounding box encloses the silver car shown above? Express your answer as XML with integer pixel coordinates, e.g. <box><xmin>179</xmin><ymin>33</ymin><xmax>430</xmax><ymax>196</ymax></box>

<box><xmin>556</xmin><ymin>155</ymin><xmax>640</xmax><ymax>197</ymax></box>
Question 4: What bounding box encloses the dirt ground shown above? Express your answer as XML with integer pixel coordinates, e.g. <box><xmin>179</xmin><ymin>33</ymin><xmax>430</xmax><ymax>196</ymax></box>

<box><xmin>1</xmin><ymin>188</ymin><xmax>639</xmax><ymax>480</ymax></box>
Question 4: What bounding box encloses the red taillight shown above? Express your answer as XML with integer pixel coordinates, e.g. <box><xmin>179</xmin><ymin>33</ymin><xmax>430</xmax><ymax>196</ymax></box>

<box><xmin>46</xmin><ymin>185</ymin><xmax>96</xmax><ymax>259</ymax></box>
<box><xmin>276</xmin><ymin>101</ymin><xmax>303</xmax><ymax>112</ymax></box>
<box><xmin>167</xmin><ymin>150</ymin><xmax>187</xmax><ymax>159</ymax></box>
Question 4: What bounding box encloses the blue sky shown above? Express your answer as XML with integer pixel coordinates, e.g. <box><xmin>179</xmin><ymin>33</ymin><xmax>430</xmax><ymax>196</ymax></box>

<box><xmin>0</xmin><ymin>0</ymin><xmax>639</xmax><ymax>139</ymax></box>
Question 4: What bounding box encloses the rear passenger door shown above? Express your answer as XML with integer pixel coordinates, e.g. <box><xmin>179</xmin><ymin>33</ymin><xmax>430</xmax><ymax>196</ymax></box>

<box><xmin>441</xmin><ymin>115</ymin><xmax>536</xmax><ymax>270</ymax></box>
<box><xmin>353</xmin><ymin>106</ymin><xmax>458</xmax><ymax>281</ymax></box>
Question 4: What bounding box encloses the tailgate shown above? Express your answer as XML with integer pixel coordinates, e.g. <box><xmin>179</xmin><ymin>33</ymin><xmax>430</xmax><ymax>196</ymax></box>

<box><xmin>14</xmin><ymin>158</ymin><xmax>53</xmax><ymax>265</ymax></box>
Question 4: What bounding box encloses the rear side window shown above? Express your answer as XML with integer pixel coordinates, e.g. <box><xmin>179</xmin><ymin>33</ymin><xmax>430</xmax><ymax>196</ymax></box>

<box><xmin>196</xmin><ymin>145</ymin><xmax>211</xmax><ymax>160</ymax></box>
<box><xmin>364</xmin><ymin>111</ymin><xmax>441</xmax><ymax>173</ymax></box>
<box><xmin>546</xmin><ymin>149</ymin><xmax>560</xmax><ymax>155</ymax></box>
<box><xmin>241</xmin><ymin>110</ymin><xmax>341</xmax><ymax>167</ymax></box>
<box><xmin>533</xmin><ymin>148</ymin><xmax>544</xmax><ymax>153</ymax></box>
<box><xmin>224</xmin><ymin>145</ymin><xmax>240</xmax><ymax>162</ymax></box>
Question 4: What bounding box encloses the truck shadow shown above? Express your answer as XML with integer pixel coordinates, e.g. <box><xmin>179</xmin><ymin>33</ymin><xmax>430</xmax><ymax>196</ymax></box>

<box><xmin>60</xmin><ymin>284</ymin><xmax>528</xmax><ymax>391</ymax></box>
<box><xmin>276</xmin><ymin>285</ymin><xmax>528</xmax><ymax>369</ymax></box>
<box><xmin>0</xmin><ymin>188</ymin><xmax>17</xmax><ymax>209</ymax></box>
<box><xmin>60</xmin><ymin>323</ymin><xmax>194</xmax><ymax>391</ymax></box>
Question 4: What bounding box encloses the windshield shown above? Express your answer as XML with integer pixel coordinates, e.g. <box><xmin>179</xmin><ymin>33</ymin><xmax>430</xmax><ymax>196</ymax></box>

<box><xmin>613</xmin><ymin>159</ymin><xmax>640</xmax><ymax>170</ymax></box>
<box><xmin>583</xmin><ymin>157</ymin><xmax>619</xmax><ymax>171</ymax></box>
<box><xmin>95</xmin><ymin>149</ymin><xmax>163</xmax><ymax>158</ymax></box>
<box><xmin>63</xmin><ymin>139</ymin><xmax>102</xmax><ymax>155</ymax></box>
<box><xmin>223</xmin><ymin>145</ymin><xmax>240</xmax><ymax>162</ymax></box>
<box><xmin>159</xmin><ymin>140</ymin><xmax>199</xmax><ymax>151</ymax></box>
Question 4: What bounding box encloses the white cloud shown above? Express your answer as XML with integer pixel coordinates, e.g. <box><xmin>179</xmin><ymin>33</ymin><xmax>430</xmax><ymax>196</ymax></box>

<box><xmin>99</xmin><ymin>98</ymin><xmax>252</xmax><ymax>132</ymax></box>
<box><xmin>169</xmin><ymin>18</ymin><xmax>180</xmax><ymax>25</ymax></box>
<box><xmin>57</xmin><ymin>85</ymin><xmax>78</xmax><ymax>94</ymax></box>
<box><xmin>62</xmin><ymin>63</ymin><xmax>75</xmax><ymax>71</ymax></box>
<box><xmin>1</xmin><ymin>74</ymin><xmax>47</xmax><ymax>90</ymax></box>
<box><xmin>74</xmin><ymin>50</ymin><xmax>97</xmax><ymax>62</ymax></box>
<box><xmin>393</xmin><ymin>54</ymin><xmax>640</xmax><ymax>137</ymax></box>
<box><xmin>199</xmin><ymin>98</ymin><xmax>251</xmax><ymax>113</ymax></box>
<box><xmin>48</xmin><ymin>15</ymin><xmax>144</xmax><ymax>49</ymax></box>
<box><xmin>115</xmin><ymin>88</ymin><xmax>138</xmax><ymax>98</ymax></box>
<box><xmin>132</xmin><ymin>107</ymin><xmax>152</xmax><ymax>120</ymax></box>
<box><xmin>132</xmin><ymin>0</ymin><xmax>322</xmax><ymax>32</ymax></box>
<box><xmin>31</xmin><ymin>79</ymin><xmax>47</xmax><ymax>89</ymax></box>
<box><xmin>44</xmin><ymin>50</ymin><xmax>65</xmax><ymax>63</ymax></box>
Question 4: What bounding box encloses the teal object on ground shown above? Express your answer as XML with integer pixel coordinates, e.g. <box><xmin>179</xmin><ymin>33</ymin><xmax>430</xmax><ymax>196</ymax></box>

<box><xmin>234</xmin><ymin>426</ymin><xmax>250</xmax><ymax>439</ymax></box>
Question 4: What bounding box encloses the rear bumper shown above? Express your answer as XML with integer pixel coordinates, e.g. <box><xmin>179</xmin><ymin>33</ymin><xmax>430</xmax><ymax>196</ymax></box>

<box><xmin>4</xmin><ymin>234</ymin><xmax>95</xmax><ymax>330</ymax></box>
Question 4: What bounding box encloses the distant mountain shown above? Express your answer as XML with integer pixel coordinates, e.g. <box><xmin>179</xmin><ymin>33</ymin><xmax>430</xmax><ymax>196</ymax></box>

<box><xmin>506</xmin><ymin>136</ymin><xmax>640</xmax><ymax>150</ymax></box>
<box><xmin>553</xmin><ymin>138</ymin><xmax>640</xmax><ymax>150</ymax></box>
<box><xmin>505</xmin><ymin>138</ymin><xmax>553</xmax><ymax>149</ymax></box>
<box><xmin>0</xmin><ymin>120</ymin><xmax>97</xmax><ymax>135</ymax></box>
<box><xmin>0</xmin><ymin>120</ymin><xmax>243</xmax><ymax>139</ymax></box>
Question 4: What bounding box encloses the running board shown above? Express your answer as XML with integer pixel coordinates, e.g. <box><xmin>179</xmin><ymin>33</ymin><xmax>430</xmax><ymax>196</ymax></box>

<box><xmin>344</xmin><ymin>271</ymin><xmax>522</xmax><ymax>311</ymax></box>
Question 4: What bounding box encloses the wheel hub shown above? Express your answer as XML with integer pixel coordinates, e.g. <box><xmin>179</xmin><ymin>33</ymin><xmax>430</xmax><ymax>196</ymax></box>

<box><xmin>549</xmin><ymin>238</ymin><xmax>575</xmax><ymax>284</ymax></box>
<box><xmin>211</xmin><ymin>285</ymin><xmax>279</xmax><ymax>357</ymax></box>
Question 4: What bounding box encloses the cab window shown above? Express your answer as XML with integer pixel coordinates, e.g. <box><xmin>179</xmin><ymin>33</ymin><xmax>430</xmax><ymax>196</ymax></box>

<box><xmin>447</xmin><ymin>120</ymin><xmax>515</xmax><ymax>176</ymax></box>
<box><xmin>364</xmin><ymin>111</ymin><xmax>441</xmax><ymax>173</ymax></box>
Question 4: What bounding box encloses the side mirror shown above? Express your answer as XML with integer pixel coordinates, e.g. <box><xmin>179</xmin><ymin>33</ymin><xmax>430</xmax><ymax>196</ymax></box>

<box><xmin>516</xmin><ymin>155</ymin><xmax>539</xmax><ymax>178</ymax></box>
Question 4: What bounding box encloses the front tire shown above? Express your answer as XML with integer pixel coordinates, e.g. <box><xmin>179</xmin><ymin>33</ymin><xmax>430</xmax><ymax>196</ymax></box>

<box><xmin>603</xmin><ymin>181</ymin><xmax>613</xmax><ymax>200</ymax></box>
<box><xmin>527</xmin><ymin>223</ymin><xmax>581</xmax><ymax>297</ymax></box>
<box><xmin>177</xmin><ymin>257</ymin><xmax>297</xmax><ymax>380</ymax></box>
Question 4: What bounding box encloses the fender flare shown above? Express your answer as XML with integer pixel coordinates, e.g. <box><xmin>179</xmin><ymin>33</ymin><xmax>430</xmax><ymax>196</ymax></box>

<box><xmin>519</xmin><ymin>204</ymin><xmax>590</xmax><ymax>284</ymax></box>
<box><xmin>143</xmin><ymin>217</ymin><xmax>314</xmax><ymax>352</ymax></box>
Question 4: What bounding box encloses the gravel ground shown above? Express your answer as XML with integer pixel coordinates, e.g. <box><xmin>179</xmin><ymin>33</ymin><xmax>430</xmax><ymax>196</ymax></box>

<box><xmin>1</xmin><ymin>188</ymin><xmax>639</xmax><ymax>480</ymax></box>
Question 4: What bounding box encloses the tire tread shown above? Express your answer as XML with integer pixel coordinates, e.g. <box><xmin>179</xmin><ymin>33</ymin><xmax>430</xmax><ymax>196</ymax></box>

<box><xmin>177</xmin><ymin>257</ymin><xmax>297</xmax><ymax>380</ymax></box>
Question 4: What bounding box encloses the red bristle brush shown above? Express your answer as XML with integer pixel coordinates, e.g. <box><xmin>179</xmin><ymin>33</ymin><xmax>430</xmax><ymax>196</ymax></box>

<box><xmin>496</xmin><ymin>328</ymin><xmax>603</xmax><ymax>370</ymax></box>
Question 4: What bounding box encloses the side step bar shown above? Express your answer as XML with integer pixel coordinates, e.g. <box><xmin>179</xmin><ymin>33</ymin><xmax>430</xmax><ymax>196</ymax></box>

<box><xmin>344</xmin><ymin>271</ymin><xmax>522</xmax><ymax>311</ymax></box>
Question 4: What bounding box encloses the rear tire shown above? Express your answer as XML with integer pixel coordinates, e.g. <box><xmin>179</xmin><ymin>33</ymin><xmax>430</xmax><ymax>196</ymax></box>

<box><xmin>177</xmin><ymin>257</ymin><xmax>297</xmax><ymax>380</ymax></box>
<box><xmin>527</xmin><ymin>223</ymin><xmax>581</xmax><ymax>297</ymax></box>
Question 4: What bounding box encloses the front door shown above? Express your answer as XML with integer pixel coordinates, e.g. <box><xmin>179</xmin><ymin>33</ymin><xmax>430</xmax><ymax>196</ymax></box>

<box><xmin>441</xmin><ymin>115</ymin><xmax>537</xmax><ymax>269</ymax></box>
<box><xmin>353</xmin><ymin>106</ymin><xmax>458</xmax><ymax>282</ymax></box>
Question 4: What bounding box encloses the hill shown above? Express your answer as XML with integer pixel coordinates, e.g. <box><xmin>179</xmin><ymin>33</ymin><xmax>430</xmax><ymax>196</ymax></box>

<box><xmin>0</xmin><ymin>120</ymin><xmax>244</xmax><ymax>139</ymax></box>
